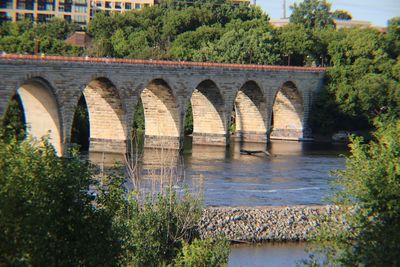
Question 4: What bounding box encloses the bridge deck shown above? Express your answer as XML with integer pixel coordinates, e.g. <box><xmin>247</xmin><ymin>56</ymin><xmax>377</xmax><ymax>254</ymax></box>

<box><xmin>0</xmin><ymin>53</ymin><xmax>326</xmax><ymax>72</ymax></box>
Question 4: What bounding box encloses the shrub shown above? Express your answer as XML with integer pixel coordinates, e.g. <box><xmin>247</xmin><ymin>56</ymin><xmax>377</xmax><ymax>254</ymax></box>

<box><xmin>0</xmin><ymin>137</ymin><xmax>120</xmax><ymax>266</ymax></box>
<box><xmin>174</xmin><ymin>238</ymin><xmax>230</xmax><ymax>267</ymax></box>
<box><xmin>304</xmin><ymin>118</ymin><xmax>400</xmax><ymax>266</ymax></box>
<box><xmin>99</xmin><ymin>176</ymin><xmax>204</xmax><ymax>266</ymax></box>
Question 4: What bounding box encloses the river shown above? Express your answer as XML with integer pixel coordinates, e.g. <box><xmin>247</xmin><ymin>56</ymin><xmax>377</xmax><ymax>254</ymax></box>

<box><xmin>92</xmin><ymin>138</ymin><xmax>347</xmax><ymax>206</ymax></box>
<box><xmin>229</xmin><ymin>242</ymin><xmax>310</xmax><ymax>267</ymax></box>
<box><xmin>90</xmin><ymin>138</ymin><xmax>347</xmax><ymax>265</ymax></box>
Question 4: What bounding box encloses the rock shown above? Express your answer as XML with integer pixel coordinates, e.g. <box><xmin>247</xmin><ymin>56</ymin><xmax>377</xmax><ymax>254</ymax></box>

<box><xmin>199</xmin><ymin>205</ymin><xmax>339</xmax><ymax>242</ymax></box>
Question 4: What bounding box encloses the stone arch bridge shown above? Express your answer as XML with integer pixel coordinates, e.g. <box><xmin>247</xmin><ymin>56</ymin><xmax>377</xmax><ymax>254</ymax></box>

<box><xmin>0</xmin><ymin>54</ymin><xmax>325</xmax><ymax>156</ymax></box>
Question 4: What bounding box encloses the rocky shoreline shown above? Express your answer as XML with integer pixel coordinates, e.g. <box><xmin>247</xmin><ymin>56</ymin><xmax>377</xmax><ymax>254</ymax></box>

<box><xmin>199</xmin><ymin>205</ymin><xmax>341</xmax><ymax>242</ymax></box>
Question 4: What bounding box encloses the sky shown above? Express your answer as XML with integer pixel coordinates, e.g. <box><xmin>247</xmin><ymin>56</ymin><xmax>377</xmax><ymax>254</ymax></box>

<box><xmin>257</xmin><ymin>0</ymin><xmax>400</xmax><ymax>27</ymax></box>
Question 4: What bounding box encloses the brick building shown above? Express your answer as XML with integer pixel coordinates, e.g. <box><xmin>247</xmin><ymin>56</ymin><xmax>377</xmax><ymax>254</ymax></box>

<box><xmin>0</xmin><ymin>0</ymin><xmax>250</xmax><ymax>26</ymax></box>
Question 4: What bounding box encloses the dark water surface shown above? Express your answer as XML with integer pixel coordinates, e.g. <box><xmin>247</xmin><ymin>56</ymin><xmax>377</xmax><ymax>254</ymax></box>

<box><xmin>91</xmin><ymin>138</ymin><xmax>347</xmax><ymax>207</ymax></box>
<box><xmin>182</xmin><ymin>139</ymin><xmax>347</xmax><ymax>206</ymax></box>
<box><xmin>229</xmin><ymin>242</ymin><xmax>309</xmax><ymax>267</ymax></box>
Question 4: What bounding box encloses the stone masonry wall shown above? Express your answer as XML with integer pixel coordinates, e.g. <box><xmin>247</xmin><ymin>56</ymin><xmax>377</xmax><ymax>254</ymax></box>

<box><xmin>0</xmin><ymin>58</ymin><xmax>325</xmax><ymax>154</ymax></box>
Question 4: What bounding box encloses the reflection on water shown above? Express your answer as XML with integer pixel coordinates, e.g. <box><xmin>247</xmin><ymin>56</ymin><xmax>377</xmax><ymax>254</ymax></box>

<box><xmin>88</xmin><ymin>151</ymin><xmax>125</xmax><ymax>167</ymax></box>
<box><xmin>88</xmin><ymin>137</ymin><xmax>348</xmax><ymax>206</ymax></box>
<box><xmin>229</xmin><ymin>242</ymin><xmax>308</xmax><ymax>267</ymax></box>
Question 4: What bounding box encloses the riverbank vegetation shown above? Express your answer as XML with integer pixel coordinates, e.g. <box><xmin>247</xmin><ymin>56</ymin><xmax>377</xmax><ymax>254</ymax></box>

<box><xmin>0</xmin><ymin>130</ymin><xmax>230</xmax><ymax>266</ymax></box>
<box><xmin>304</xmin><ymin>117</ymin><xmax>400</xmax><ymax>266</ymax></box>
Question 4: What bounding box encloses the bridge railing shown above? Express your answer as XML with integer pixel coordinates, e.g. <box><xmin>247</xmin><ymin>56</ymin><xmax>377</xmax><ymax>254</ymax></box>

<box><xmin>0</xmin><ymin>53</ymin><xmax>326</xmax><ymax>72</ymax></box>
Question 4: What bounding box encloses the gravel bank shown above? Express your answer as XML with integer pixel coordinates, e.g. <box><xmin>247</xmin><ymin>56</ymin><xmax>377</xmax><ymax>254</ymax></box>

<box><xmin>199</xmin><ymin>205</ymin><xmax>341</xmax><ymax>242</ymax></box>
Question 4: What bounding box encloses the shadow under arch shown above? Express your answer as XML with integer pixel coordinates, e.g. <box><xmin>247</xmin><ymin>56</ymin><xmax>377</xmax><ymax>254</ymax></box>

<box><xmin>270</xmin><ymin>81</ymin><xmax>304</xmax><ymax>140</ymax></box>
<box><xmin>81</xmin><ymin>77</ymin><xmax>127</xmax><ymax>153</ymax></box>
<box><xmin>140</xmin><ymin>78</ymin><xmax>181</xmax><ymax>148</ymax></box>
<box><xmin>234</xmin><ymin>80</ymin><xmax>268</xmax><ymax>146</ymax></box>
<box><xmin>190</xmin><ymin>79</ymin><xmax>227</xmax><ymax>146</ymax></box>
<box><xmin>16</xmin><ymin>77</ymin><xmax>63</xmax><ymax>155</ymax></box>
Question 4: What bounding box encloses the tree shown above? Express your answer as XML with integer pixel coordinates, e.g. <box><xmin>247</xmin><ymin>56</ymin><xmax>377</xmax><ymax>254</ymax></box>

<box><xmin>0</xmin><ymin>137</ymin><xmax>120</xmax><ymax>266</ymax></box>
<box><xmin>209</xmin><ymin>19</ymin><xmax>280</xmax><ymax>64</ymax></box>
<box><xmin>306</xmin><ymin>118</ymin><xmax>400</xmax><ymax>266</ymax></box>
<box><xmin>386</xmin><ymin>17</ymin><xmax>400</xmax><ymax>59</ymax></box>
<box><xmin>290</xmin><ymin>0</ymin><xmax>335</xmax><ymax>29</ymax></box>
<box><xmin>331</xmin><ymin>10</ymin><xmax>352</xmax><ymax>20</ymax></box>
<box><xmin>278</xmin><ymin>23</ymin><xmax>312</xmax><ymax>65</ymax></box>
<box><xmin>315</xmin><ymin>27</ymin><xmax>400</xmax><ymax>132</ymax></box>
<box><xmin>1</xmin><ymin>95</ymin><xmax>25</xmax><ymax>142</ymax></box>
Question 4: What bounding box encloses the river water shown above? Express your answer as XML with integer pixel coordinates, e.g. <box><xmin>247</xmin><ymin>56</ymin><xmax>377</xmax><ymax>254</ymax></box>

<box><xmin>182</xmin><ymin>138</ymin><xmax>347</xmax><ymax>206</ymax></box>
<box><xmin>92</xmin><ymin>138</ymin><xmax>347</xmax><ymax>206</ymax></box>
<box><xmin>229</xmin><ymin>242</ymin><xmax>309</xmax><ymax>267</ymax></box>
<box><xmin>90</xmin><ymin>138</ymin><xmax>347</xmax><ymax>265</ymax></box>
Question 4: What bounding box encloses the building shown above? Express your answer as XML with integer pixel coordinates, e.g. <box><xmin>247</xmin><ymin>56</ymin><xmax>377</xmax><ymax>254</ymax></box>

<box><xmin>0</xmin><ymin>0</ymin><xmax>91</xmax><ymax>26</ymax></box>
<box><xmin>0</xmin><ymin>0</ymin><xmax>156</xmax><ymax>26</ymax></box>
<box><xmin>270</xmin><ymin>18</ymin><xmax>375</xmax><ymax>29</ymax></box>
<box><xmin>91</xmin><ymin>0</ymin><xmax>154</xmax><ymax>15</ymax></box>
<box><xmin>0</xmin><ymin>0</ymin><xmax>251</xmax><ymax>26</ymax></box>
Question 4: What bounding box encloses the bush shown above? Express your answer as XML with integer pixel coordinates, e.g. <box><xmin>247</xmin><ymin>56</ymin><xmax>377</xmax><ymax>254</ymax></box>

<box><xmin>0</xmin><ymin>137</ymin><xmax>120</xmax><ymax>266</ymax></box>
<box><xmin>99</xmin><ymin>176</ymin><xmax>204</xmax><ymax>266</ymax></box>
<box><xmin>175</xmin><ymin>238</ymin><xmax>230</xmax><ymax>267</ymax></box>
<box><xmin>305</xmin><ymin>118</ymin><xmax>400</xmax><ymax>266</ymax></box>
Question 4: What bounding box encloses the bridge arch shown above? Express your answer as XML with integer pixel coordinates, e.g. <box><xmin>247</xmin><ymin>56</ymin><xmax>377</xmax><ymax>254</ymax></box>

<box><xmin>271</xmin><ymin>81</ymin><xmax>304</xmax><ymax>140</ymax></box>
<box><xmin>16</xmin><ymin>77</ymin><xmax>63</xmax><ymax>154</ymax></box>
<box><xmin>140</xmin><ymin>79</ymin><xmax>181</xmax><ymax>148</ymax></box>
<box><xmin>190</xmin><ymin>79</ymin><xmax>227</xmax><ymax>145</ymax></box>
<box><xmin>234</xmin><ymin>81</ymin><xmax>268</xmax><ymax>143</ymax></box>
<box><xmin>81</xmin><ymin>77</ymin><xmax>127</xmax><ymax>153</ymax></box>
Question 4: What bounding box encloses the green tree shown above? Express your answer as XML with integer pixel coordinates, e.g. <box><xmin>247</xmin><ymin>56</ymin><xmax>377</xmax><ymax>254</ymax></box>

<box><xmin>0</xmin><ymin>137</ymin><xmax>120</xmax><ymax>266</ymax></box>
<box><xmin>278</xmin><ymin>23</ymin><xmax>313</xmax><ymax>66</ymax></box>
<box><xmin>175</xmin><ymin>238</ymin><xmax>230</xmax><ymax>267</ymax></box>
<box><xmin>325</xmin><ymin>27</ymin><xmax>400</xmax><ymax>128</ymax></box>
<box><xmin>290</xmin><ymin>0</ymin><xmax>335</xmax><ymax>29</ymax></box>
<box><xmin>1</xmin><ymin>95</ymin><xmax>25</xmax><ymax>142</ymax></box>
<box><xmin>386</xmin><ymin>17</ymin><xmax>400</xmax><ymax>59</ymax></box>
<box><xmin>209</xmin><ymin>19</ymin><xmax>280</xmax><ymax>64</ymax></box>
<box><xmin>305</xmin><ymin>118</ymin><xmax>400</xmax><ymax>266</ymax></box>
<box><xmin>170</xmin><ymin>26</ymin><xmax>222</xmax><ymax>61</ymax></box>
<box><xmin>330</xmin><ymin>10</ymin><xmax>352</xmax><ymax>20</ymax></box>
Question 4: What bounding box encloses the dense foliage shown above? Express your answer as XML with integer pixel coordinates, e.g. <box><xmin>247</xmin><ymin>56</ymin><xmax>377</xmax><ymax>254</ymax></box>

<box><xmin>175</xmin><ymin>238</ymin><xmax>230</xmax><ymax>266</ymax></box>
<box><xmin>1</xmin><ymin>95</ymin><xmax>25</xmax><ymax>142</ymax></box>
<box><xmin>0</xmin><ymin>18</ymin><xmax>82</xmax><ymax>55</ymax></box>
<box><xmin>305</xmin><ymin>118</ymin><xmax>400</xmax><ymax>266</ymax></box>
<box><xmin>0</xmin><ymin>133</ymin><xmax>230</xmax><ymax>266</ymax></box>
<box><xmin>0</xmin><ymin>137</ymin><xmax>120</xmax><ymax>266</ymax></box>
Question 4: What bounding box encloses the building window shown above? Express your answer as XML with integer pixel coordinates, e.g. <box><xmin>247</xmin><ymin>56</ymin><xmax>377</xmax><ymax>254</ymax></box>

<box><xmin>74</xmin><ymin>15</ymin><xmax>86</xmax><ymax>23</ymax></box>
<box><xmin>16</xmin><ymin>13</ymin><xmax>24</xmax><ymax>21</ymax></box>
<box><xmin>17</xmin><ymin>0</ymin><xmax>35</xmax><ymax>10</ymax></box>
<box><xmin>96</xmin><ymin>2</ymin><xmax>102</xmax><ymax>7</ymax></box>
<box><xmin>115</xmin><ymin>2</ymin><xmax>121</xmax><ymax>9</ymax></box>
<box><xmin>144</xmin><ymin>3</ymin><xmax>149</xmax><ymax>8</ymax></box>
<box><xmin>135</xmin><ymin>3</ymin><xmax>141</xmax><ymax>9</ymax></box>
<box><xmin>16</xmin><ymin>12</ymin><xmax>33</xmax><ymax>21</ymax></box>
<box><xmin>0</xmin><ymin>12</ymin><xmax>13</xmax><ymax>23</ymax></box>
<box><xmin>105</xmin><ymin>2</ymin><xmax>111</xmax><ymax>8</ymax></box>
<box><xmin>24</xmin><ymin>13</ymin><xmax>34</xmax><ymax>21</ymax></box>
<box><xmin>74</xmin><ymin>5</ymin><xmax>87</xmax><ymax>13</ymax></box>
<box><xmin>37</xmin><ymin>13</ymin><xmax>54</xmax><ymax>23</ymax></box>
<box><xmin>125</xmin><ymin>2</ymin><xmax>131</xmax><ymax>9</ymax></box>
<box><xmin>74</xmin><ymin>0</ymin><xmax>87</xmax><ymax>4</ymax></box>
<box><xmin>0</xmin><ymin>0</ymin><xmax>13</xmax><ymax>9</ymax></box>
<box><xmin>59</xmin><ymin>1</ymin><xmax>72</xmax><ymax>12</ymax></box>
<box><xmin>38</xmin><ymin>0</ymin><xmax>55</xmax><ymax>11</ymax></box>
<box><xmin>64</xmin><ymin>14</ymin><xmax>72</xmax><ymax>23</ymax></box>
